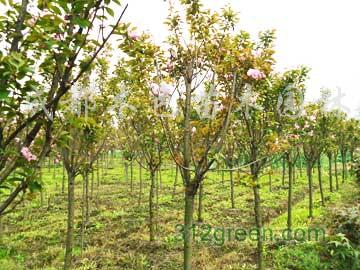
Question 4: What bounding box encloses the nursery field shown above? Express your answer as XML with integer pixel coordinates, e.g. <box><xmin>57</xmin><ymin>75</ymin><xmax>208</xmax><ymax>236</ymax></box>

<box><xmin>0</xmin><ymin>157</ymin><xmax>358</xmax><ymax>270</ymax></box>
<box><xmin>1</xmin><ymin>0</ymin><xmax>360</xmax><ymax>269</ymax></box>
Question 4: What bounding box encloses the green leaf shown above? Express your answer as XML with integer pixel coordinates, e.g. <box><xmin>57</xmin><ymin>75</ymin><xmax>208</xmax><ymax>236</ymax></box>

<box><xmin>49</xmin><ymin>3</ymin><xmax>62</xmax><ymax>15</ymax></box>
<box><xmin>0</xmin><ymin>89</ymin><xmax>9</xmax><ymax>101</ymax></box>
<box><xmin>29</xmin><ymin>181</ymin><xmax>42</xmax><ymax>192</ymax></box>
<box><xmin>73</xmin><ymin>17</ymin><xmax>90</xmax><ymax>28</ymax></box>
<box><xmin>105</xmin><ymin>7</ymin><xmax>114</xmax><ymax>17</ymax></box>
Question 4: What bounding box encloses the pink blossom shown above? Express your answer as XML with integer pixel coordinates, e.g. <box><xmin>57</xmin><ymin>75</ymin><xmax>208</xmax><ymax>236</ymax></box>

<box><xmin>247</xmin><ymin>68</ymin><xmax>266</xmax><ymax>80</ymax></box>
<box><xmin>128</xmin><ymin>30</ymin><xmax>139</xmax><ymax>40</ymax></box>
<box><xmin>27</xmin><ymin>17</ymin><xmax>37</xmax><ymax>27</ymax></box>
<box><xmin>151</xmin><ymin>83</ymin><xmax>172</xmax><ymax>97</ymax></box>
<box><xmin>253</xmin><ymin>50</ymin><xmax>262</xmax><ymax>57</ymax></box>
<box><xmin>21</xmin><ymin>147</ymin><xmax>37</xmax><ymax>162</ymax></box>
<box><xmin>54</xmin><ymin>33</ymin><xmax>62</xmax><ymax>41</ymax></box>
<box><xmin>166</xmin><ymin>61</ymin><xmax>174</xmax><ymax>72</ymax></box>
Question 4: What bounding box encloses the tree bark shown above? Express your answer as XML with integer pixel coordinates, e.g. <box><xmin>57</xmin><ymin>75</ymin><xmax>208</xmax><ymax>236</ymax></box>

<box><xmin>307</xmin><ymin>163</ymin><xmax>313</xmax><ymax>218</ymax></box>
<box><xmin>64</xmin><ymin>172</ymin><xmax>75</xmax><ymax>270</ymax></box>
<box><xmin>197</xmin><ymin>182</ymin><xmax>203</xmax><ymax>222</ymax></box>
<box><xmin>184</xmin><ymin>188</ymin><xmax>195</xmax><ymax>270</ymax></box>
<box><xmin>287</xmin><ymin>161</ymin><xmax>293</xmax><ymax>238</ymax></box>
<box><xmin>317</xmin><ymin>157</ymin><xmax>325</xmax><ymax>206</ymax></box>
<box><xmin>230</xmin><ymin>169</ymin><xmax>235</xmax><ymax>209</ymax></box>
<box><xmin>328</xmin><ymin>153</ymin><xmax>333</xmax><ymax>192</ymax></box>
<box><xmin>334</xmin><ymin>152</ymin><xmax>339</xmax><ymax>191</ymax></box>
<box><xmin>252</xmin><ymin>174</ymin><xmax>264</xmax><ymax>270</ymax></box>
<box><xmin>138</xmin><ymin>163</ymin><xmax>142</xmax><ymax>207</ymax></box>
<box><xmin>172</xmin><ymin>165</ymin><xmax>179</xmax><ymax>199</ymax></box>
<box><xmin>282</xmin><ymin>156</ymin><xmax>286</xmax><ymax>186</ymax></box>
<box><xmin>149</xmin><ymin>170</ymin><xmax>156</xmax><ymax>241</ymax></box>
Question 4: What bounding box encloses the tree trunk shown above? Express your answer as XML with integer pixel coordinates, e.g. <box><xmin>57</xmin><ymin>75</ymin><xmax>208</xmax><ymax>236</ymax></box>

<box><xmin>334</xmin><ymin>152</ymin><xmax>339</xmax><ymax>191</ymax></box>
<box><xmin>268</xmin><ymin>168</ymin><xmax>272</xmax><ymax>192</ymax></box>
<box><xmin>230</xmin><ymin>169</ymin><xmax>235</xmax><ymax>208</ymax></box>
<box><xmin>138</xmin><ymin>164</ymin><xmax>142</xmax><ymax>207</ymax></box>
<box><xmin>159</xmin><ymin>166</ymin><xmax>162</xmax><ymax>190</ymax></box>
<box><xmin>341</xmin><ymin>150</ymin><xmax>347</xmax><ymax>183</ymax></box>
<box><xmin>96</xmin><ymin>158</ymin><xmax>100</xmax><ymax>187</ymax></box>
<box><xmin>85</xmin><ymin>172</ymin><xmax>89</xmax><ymax>225</ymax></box>
<box><xmin>172</xmin><ymin>165</ymin><xmax>179</xmax><ymax>199</ymax></box>
<box><xmin>130</xmin><ymin>161</ymin><xmax>133</xmax><ymax>193</ymax></box>
<box><xmin>124</xmin><ymin>162</ymin><xmax>128</xmax><ymax>189</ymax></box>
<box><xmin>184</xmin><ymin>188</ymin><xmax>195</xmax><ymax>270</ymax></box>
<box><xmin>252</xmin><ymin>174</ymin><xmax>264</xmax><ymax>270</ymax></box>
<box><xmin>62</xmin><ymin>162</ymin><xmax>65</xmax><ymax>194</ymax></box>
<box><xmin>317</xmin><ymin>158</ymin><xmax>325</xmax><ymax>206</ymax></box>
<box><xmin>149</xmin><ymin>170</ymin><xmax>156</xmax><ymax>241</ymax></box>
<box><xmin>197</xmin><ymin>182</ymin><xmax>203</xmax><ymax>222</ymax></box>
<box><xmin>287</xmin><ymin>162</ymin><xmax>293</xmax><ymax>238</ymax></box>
<box><xmin>64</xmin><ymin>172</ymin><xmax>75</xmax><ymax>270</ymax></box>
<box><xmin>328</xmin><ymin>153</ymin><xmax>333</xmax><ymax>192</ymax></box>
<box><xmin>282</xmin><ymin>156</ymin><xmax>286</xmax><ymax>186</ymax></box>
<box><xmin>307</xmin><ymin>163</ymin><xmax>313</xmax><ymax>218</ymax></box>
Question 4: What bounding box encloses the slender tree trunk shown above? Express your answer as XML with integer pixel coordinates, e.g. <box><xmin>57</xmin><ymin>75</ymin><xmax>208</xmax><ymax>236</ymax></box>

<box><xmin>124</xmin><ymin>162</ymin><xmax>128</xmax><ymax>189</ymax></box>
<box><xmin>252</xmin><ymin>174</ymin><xmax>264</xmax><ymax>270</ymax></box>
<box><xmin>287</xmin><ymin>161</ymin><xmax>293</xmax><ymax>238</ymax></box>
<box><xmin>317</xmin><ymin>157</ymin><xmax>325</xmax><ymax>206</ymax></box>
<box><xmin>268</xmin><ymin>169</ymin><xmax>272</xmax><ymax>192</ymax></box>
<box><xmin>197</xmin><ymin>182</ymin><xmax>203</xmax><ymax>222</ymax></box>
<box><xmin>155</xmin><ymin>170</ymin><xmax>159</xmax><ymax>233</ymax></box>
<box><xmin>96</xmin><ymin>158</ymin><xmax>100</xmax><ymax>188</ymax></box>
<box><xmin>85</xmin><ymin>172</ymin><xmax>89</xmax><ymax>225</ymax></box>
<box><xmin>334</xmin><ymin>152</ymin><xmax>339</xmax><ymax>191</ymax></box>
<box><xmin>282</xmin><ymin>156</ymin><xmax>286</xmax><ymax>186</ymax></box>
<box><xmin>341</xmin><ymin>151</ymin><xmax>347</xmax><ymax>183</ymax></box>
<box><xmin>40</xmin><ymin>168</ymin><xmax>44</xmax><ymax>207</ymax></box>
<box><xmin>328</xmin><ymin>153</ymin><xmax>333</xmax><ymax>192</ymax></box>
<box><xmin>230</xmin><ymin>169</ymin><xmax>235</xmax><ymax>208</ymax></box>
<box><xmin>138</xmin><ymin>164</ymin><xmax>142</xmax><ymax>207</ymax></box>
<box><xmin>149</xmin><ymin>170</ymin><xmax>156</xmax><ymax>241</ymax></box>
<box><xmin>80</xmin><ymin>176</ymin><xmax>86</xmax><ymax>251</ymax></box>
<box><xmin>172</xmin><ymin>165</ymin><xmax>179</xmax><ymax>199</ymax></box>
<box><xmin>299</xmin><ymin>157</ymin><xmax>303</xmax><ymax>177</ymax></box>
<box><xmin>184</xmin><ymin>188</ymin><xmax>195</xmax><ymax>270</ymax></box>
<box><xmin>54</xmin><ymin>162</ymin><xmax>57</xmax><ymax>192</ymax></box>
<box><xmin>64</xmin><ymin>172</ymin><xmax>75</xmax><ymax>270</ymax></box>
<box><xmin>307</xmin><ymin>163</ymin><xmax>313</xmax><ymax>218</ymax></box>
<box><xmin>221</xmin><ymin>170</ymin><xmax>224</xmax><ymax>186</ymax></box>
<box><xmin>159</xmin><ymin>165</ymin><xmax>162</xmax><ymax>190</ymax></box>
<box><xmin>130</xmin><ymin>161</ymin><xmax>133</xmax><ymax>193</ymax></box>
<box><xmin>90</xmin><ymin>170</ymin><xmax>94</xmax><ymax>199</ymax></box>
<box><xmin>62</xmin><ymin>162</ymin><xmax>65</xmax><ymax>194</ymax></box>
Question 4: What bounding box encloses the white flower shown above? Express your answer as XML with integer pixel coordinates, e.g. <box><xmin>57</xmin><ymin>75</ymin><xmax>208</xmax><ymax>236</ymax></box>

<box><xmin>191</xmin><ymin>127</ymin><xmax>196</xmax><ymax>133</ymax></box>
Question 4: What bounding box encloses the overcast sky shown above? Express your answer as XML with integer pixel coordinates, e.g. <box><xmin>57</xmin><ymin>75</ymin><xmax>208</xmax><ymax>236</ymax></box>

<box><xmin>121</xmin><ymin>0</ymin><xmax>360</xmax><ymax>118</ymax></box>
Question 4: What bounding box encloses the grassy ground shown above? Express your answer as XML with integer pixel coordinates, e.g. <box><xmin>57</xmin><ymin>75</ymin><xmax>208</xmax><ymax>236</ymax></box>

<box><xmin>0</xmin><ymin>156</ymin><xmax>357</xmax><ymax>270</ymax></box>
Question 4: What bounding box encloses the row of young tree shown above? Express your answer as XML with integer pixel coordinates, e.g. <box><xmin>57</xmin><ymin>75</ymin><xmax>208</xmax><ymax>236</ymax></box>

<box><xmin>0</xmin><ymin>0</ymin><xmax>359</xmax><ymax>269</ymax></box>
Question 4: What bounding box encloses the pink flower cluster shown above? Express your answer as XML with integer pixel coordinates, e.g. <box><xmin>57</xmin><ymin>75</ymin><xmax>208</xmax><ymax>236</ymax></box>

<box><xmin>54</xmin><ymin>154</ymin><xmax>61</xmax><ymax>164</ymax></box>
<box><xmin>247</xmin><ymin>68</ymin><xmax>266</xmax><ymax>80</ymax></box>
<box><xmin>151</xmin><ymin>83</ymin><xmax>172</xmax><ymax>97</ymax></box>
<box><xmin>21</xmin><ymin>147</ymin><xmax>37</xmax><ymax>162</ymax></box>
<box><xmin>128</xmin><ymin>30</ymin><xmax>139</xmax><ymax>40</ymax></box>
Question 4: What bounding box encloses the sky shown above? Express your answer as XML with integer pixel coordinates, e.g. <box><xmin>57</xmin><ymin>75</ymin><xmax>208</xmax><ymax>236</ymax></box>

<box><xmin>121</xmin><ymin>0</ymin><xmax>360</xmax><ymax>118</ymax></box>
